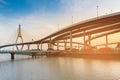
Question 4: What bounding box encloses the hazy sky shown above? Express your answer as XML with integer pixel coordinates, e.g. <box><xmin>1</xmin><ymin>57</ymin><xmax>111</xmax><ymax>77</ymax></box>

<box><xmin>0</xmin><ymin>0</ymin><xmax>120</xmax><ymax>45</ymax></box>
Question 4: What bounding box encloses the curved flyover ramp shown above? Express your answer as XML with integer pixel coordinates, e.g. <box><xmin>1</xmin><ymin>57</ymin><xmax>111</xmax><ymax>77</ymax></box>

<box><xmin>0</xmin><ymin>12</ymin><xmax>120</xmax><ymax>49</ymax></box>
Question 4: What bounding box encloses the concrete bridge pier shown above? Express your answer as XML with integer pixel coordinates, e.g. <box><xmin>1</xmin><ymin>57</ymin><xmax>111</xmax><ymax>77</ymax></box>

<box><xmin>70</xmin><ymin>30</ymin><xmax>73</xmax><ymax>50</ymax></box>
<box><xmin>106</xmin><ymin>34</ymin><xmax>108</xmax><ymax>48</ymax></box>
<box><xmin>31</xmin><ymin>52</ymin><xmax>36</xmax><ymax>58</ymax></box>
<box><xmin>78</xmin><ymin>44</ymin><xmax>80</xmax><ymax>50</ymax></box>
<box><xmin>10</xmin><ymin>53</ymin><xmax>15</xmax><ymax>60</ymax></box>
<box><xmin>48</xmin><ymin>38</ymin><xmax>54</xmax><ymax>50</ymax></box>
<box><xmin>64</xmin><ymin>39</ymin><xmax>67</xmax><ymax>50</ymax></box>
<box><xmin>40</xmin><ymin>41</ymin><xmax>43</xmax><ymax>51</ymax></box>
<box><xmin>40</xmin><ymin>43</ymin><xmax>43</xmax><ymax>50</ymax></box>
<box><xmin>88</xmin><ymin>34</ymin><xmax>91</xmax><ymax>48</ymax></box>
<box><xmin>83</xmin><ymin>31</ymin><xmax>86</xmax><ymax>49</ymax></box>
<box><xmin>57</xmin><ymin>40</ymin><xmax>59</xmax><ymax>50</ymax></box>
<box><xmin>49</xmin><ymin>37</ymin><xmax>54</xmax><ymax>50</ymax></box>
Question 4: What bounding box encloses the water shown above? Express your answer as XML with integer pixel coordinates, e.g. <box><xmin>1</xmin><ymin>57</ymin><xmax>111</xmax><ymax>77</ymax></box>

<box><xmin>0</xmin><ymin>54</ymin><xmax>120</xmax><ymax>80</ymax></box>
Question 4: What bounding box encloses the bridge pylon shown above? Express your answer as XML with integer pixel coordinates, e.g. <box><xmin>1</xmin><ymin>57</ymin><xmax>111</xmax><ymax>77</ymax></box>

<box><xmin>16</xmin><ymin>24</ymin><xmax>24</xmax><ymax>50</ymax></box>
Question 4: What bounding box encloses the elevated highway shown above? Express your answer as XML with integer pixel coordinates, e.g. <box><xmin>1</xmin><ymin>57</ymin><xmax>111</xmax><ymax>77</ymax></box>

<box><xmin>0</xmin><ymin>12</ymin><xmax>120</xmax><ymax>50</ymax></box>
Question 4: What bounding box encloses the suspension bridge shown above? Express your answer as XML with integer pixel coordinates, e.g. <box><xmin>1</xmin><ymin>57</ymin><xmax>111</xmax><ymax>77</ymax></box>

<box><xmin>0</xmin><ymin>12</ymin><xmax>120</xmax><ymax>60</ymax></box>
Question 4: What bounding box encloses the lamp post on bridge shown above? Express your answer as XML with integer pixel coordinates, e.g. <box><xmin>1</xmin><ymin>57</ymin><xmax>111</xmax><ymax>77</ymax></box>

<box><xmin>97</xmin><ymin>6</ymin><xmax>99</xmax><ymax>17</ymax></box>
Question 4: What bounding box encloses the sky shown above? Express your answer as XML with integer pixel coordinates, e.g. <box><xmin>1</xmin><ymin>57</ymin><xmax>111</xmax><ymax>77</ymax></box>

<box><xmin>0</xmin><ymin>0</ymin><xmax>120</xmax><ymax>47</ymax></box>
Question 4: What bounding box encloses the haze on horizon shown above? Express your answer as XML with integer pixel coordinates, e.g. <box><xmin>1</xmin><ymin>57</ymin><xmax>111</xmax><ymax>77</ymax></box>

<box><xmin>0</xmin><ymin>0</ymin><xmax>120</xmax><ymax>48</ymax></box>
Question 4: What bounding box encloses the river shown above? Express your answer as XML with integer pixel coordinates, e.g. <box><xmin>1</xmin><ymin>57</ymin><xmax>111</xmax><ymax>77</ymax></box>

<box><xmin>0</xmin><ymin>54</ymin><xmax>120</xmax><ymax>80</ymax></box>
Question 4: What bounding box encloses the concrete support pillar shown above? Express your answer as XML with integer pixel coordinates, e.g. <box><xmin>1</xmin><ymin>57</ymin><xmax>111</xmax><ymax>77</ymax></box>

<box><xmin>78</xmin><ymin>44</ymin><xmax>80</xmax><ymax>50</ymax></box>
<box><xmin>83</xmin><ymin>31</ymin><xmax>86</xmax><ymax>49</ymax></box>
<box><xmin>88</xmin><ymin>34</ymin><xmax>91</xmax><ymax>47</ymax></box>
<box><xmin>50</xmin><ymin>37</ymin><xmax>51</xmax><ymax>49</ymax></box>
<box><xmin>57</xmin><ymin>40</ymin><xmax>59</xmax><ymax>50</ymax></box>
<box><xmin>32</xmin><ymin>52</ymin><xmax>36</xmax><ymax>58</ymax></box>
<box><xmin>48</xmin><ymin>43</ymin><xmax>50</xmax><ymax>49</ymax></box>
<box><xmin>70</xmin><ymin>30</ymin><xmax>72</xmax><ymax>50</ymax></box>
<box><xmin>48</xmin><ymin>44</ymin><xmax>53</xmax><ymax>50</ymax></box>
<box><xmin>11</xmin><ymin>53</ymin><xmax>14</xmax><ymax>60</ymax></box>
<box><xmin>49</xmin><ymin>37</ymin><xmax>54</xmax><ymax>50</ymax></box>
<box><xmin>49</xmin><ymin>37</ymin><xmax>52</xmax><ymax>49</ymax></box>
<box><xmin>64</xmin><ymin>39</ymin><xmax>67</xmax><ymax>50</ymax></box>
<box><xmin>40</xmin><ymin>41</ymin><xmax>43</xmax><ymax>51</ymax></box>
<box><xmin>106</xmin><ymin>35</ymin><xmax>108</xmax><ymax>48</ymax></box>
